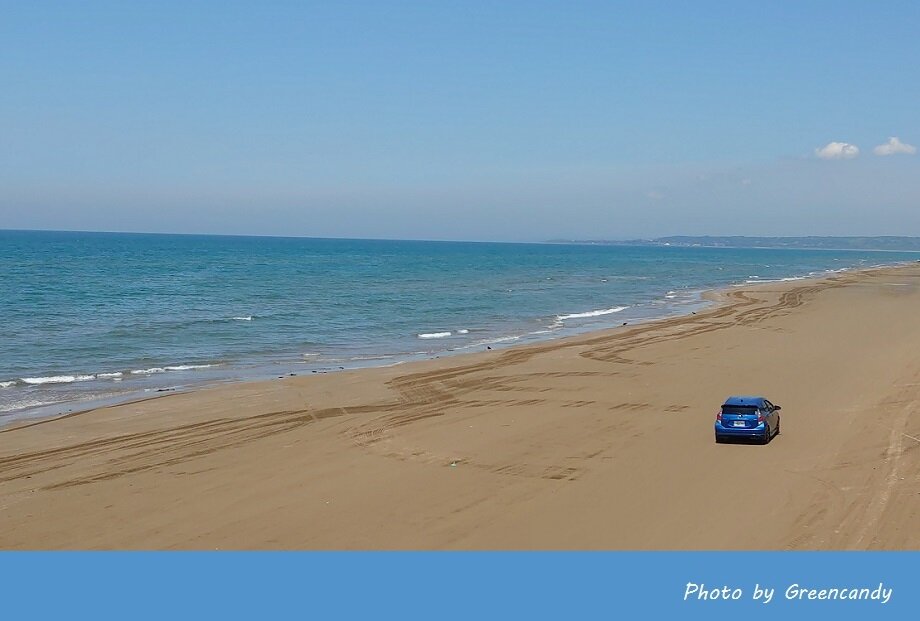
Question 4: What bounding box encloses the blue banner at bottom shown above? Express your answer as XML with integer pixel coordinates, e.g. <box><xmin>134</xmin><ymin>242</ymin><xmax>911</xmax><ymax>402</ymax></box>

<box><xmin>0</xmin><ymin>552</ymin><xmax>915</xmax><ymax>620</ymax></box>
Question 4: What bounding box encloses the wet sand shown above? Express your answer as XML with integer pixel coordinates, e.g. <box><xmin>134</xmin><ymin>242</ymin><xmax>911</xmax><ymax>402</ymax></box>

<box><xmin>2</xmin><ymin>264</ymin><xmax>920</xmax><ymax>549</ymax></box>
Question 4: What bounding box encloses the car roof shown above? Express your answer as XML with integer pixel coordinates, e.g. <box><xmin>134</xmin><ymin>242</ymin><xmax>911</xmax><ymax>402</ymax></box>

<box><xmin>722</xmin><ymin>396</ymin><xmax>767</xmax><ymax>407</ymax></box>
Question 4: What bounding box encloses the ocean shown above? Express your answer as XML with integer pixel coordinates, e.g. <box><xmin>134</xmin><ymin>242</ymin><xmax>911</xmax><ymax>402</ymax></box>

<box><xmin>2</xmin><ymin>229</ymin><xmax>917</xmax><ymax>424</ymax></box>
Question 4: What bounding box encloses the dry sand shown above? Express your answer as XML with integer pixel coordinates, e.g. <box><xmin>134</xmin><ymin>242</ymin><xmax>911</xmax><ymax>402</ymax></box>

<box><xmin>2</xmin><ymin>264</ymin><xmax>920</xmax><ymax>549</ymax></box>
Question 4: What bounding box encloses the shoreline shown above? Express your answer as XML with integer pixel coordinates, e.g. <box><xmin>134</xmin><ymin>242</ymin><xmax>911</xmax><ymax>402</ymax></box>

<box><xmin>2</xmin><ymin>259</ymin><xmax>912</xmax><ymax>430</ymax></box>
<box><xmin>3</xmin><ymin>262</ymin><xmax>920</xmax><ymax>549</ymax></box>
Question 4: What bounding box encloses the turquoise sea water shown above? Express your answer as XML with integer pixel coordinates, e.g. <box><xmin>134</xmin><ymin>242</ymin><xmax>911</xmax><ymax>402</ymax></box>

<box><xmin>2</xmin><ymin>230</ymin><xmax>917</xmax><ymax>423</ymax></box>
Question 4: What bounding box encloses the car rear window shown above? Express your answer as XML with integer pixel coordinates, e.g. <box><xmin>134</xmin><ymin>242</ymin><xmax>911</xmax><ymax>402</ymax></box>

<box><xmin>721</xmin><ymin>405</ymin><xmax>758</xmax><ymax>415</ymax></box>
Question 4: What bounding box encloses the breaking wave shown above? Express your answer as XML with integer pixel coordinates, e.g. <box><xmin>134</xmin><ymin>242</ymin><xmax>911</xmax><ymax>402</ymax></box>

<box><xmin>21</xmin><ymin>375</ymin><xmax>95</xmax><ymax>385</ymax></box>
<box><xmin>556</xmin><ymin>306</ymin><xmax>628</xmax><ymax>321</ymax></box>
<box><xmin>418</xmin><ymin>332</ymin><xmax>452</xmax><ymax>339</ymax></box>
<box><xmin>131</xmin><ymin>364</ymin><xmax>215</xmax><ymax>374</ymax></box>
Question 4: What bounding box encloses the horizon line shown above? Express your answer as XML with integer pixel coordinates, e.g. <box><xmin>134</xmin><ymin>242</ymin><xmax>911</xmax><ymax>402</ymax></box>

<box><xmin>6</xmin><ymin>227</ymin><xmax>920</xmax><ymax>245</ymax></box>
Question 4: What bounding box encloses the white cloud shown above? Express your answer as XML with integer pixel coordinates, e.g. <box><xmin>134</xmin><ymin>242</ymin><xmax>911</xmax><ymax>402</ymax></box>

<box><xmin>873</xmin><ymin>136</ymin><xmax>917</xmax><ymax>156</ymax></box>
<box><xmin>815</xmin><ymin>142</ymin><xmax>860</xmax><ymax>160</ymax></box>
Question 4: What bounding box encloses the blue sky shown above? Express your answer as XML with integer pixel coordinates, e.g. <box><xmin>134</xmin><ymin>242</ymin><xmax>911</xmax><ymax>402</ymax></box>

<box><xmin>1</xmin><ymin>1</ymin><xmax>918</xmax><ymax>240</ymax></box>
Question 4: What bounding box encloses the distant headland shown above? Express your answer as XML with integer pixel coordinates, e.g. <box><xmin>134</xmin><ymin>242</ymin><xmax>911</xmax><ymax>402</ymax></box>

<box><xmin>546</xmin><ymin>236</ymin><xmax>920</xmax><ymax>252</ymax></box>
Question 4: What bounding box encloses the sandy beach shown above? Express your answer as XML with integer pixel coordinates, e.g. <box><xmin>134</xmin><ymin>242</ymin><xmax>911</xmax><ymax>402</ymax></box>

<box><xmin>2</xmin><ymin>264</ymin><xmax>919</xmax><ymax>550</ymax></box>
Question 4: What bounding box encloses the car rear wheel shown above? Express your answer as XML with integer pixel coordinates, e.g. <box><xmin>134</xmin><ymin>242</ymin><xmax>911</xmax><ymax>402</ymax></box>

<box><xmin>776</xmin><ymin>416</ymin><xmax>781</xmax><ymax>435</ymax></box>
<box><xmin>762</xmin><ymin>426</ymin><xmax>771</xmax><ymax>445</ymax></box>
<box><xmin>715</xmin><ymin>433</ymin><xmax>724</xmax><ymax>444</ymax></box>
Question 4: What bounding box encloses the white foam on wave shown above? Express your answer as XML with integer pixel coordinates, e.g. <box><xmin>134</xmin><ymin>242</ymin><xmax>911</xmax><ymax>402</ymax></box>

<box><xmin>418</xmin><ymin>332</ymin><xmax>452</xmax><ymax>339</ymax></box>
<box><xmin>131</xmin><ymin>367</ymin><xmax>166</xmax><ymax>375</ymax></box>
<box><xmin>131</xmin><ymin>364</ymin><xmax>214</xmax><ymax>375</ymax></box>
<box><xmin>556</xmin><ymin>306</ymin><xmax>628</xmax><ymax>321</ymax></box>
<box><xmin>0</xmin><ymin>381</ymin><xmax>16</xmax><ymax>389</ymax></box>
<box><xmin>457</xmin><ymin>329</ymin><xmax>469</xmax><ymax>334</ymax></box>
<box><xmin>232</xmin><ymin>316</ymin><xmax>253</xmax><ymax>321</ymax></box>
<box><xmin>746</xmin><ymin>275</ymin><xmax>809</xmax><ymax>284</ymax></box>
<box><xmin>97</xmin><ymin>372</ymin><xmax>123</xmax><ymax>379</ymax></box>
<box><xmin>21</xmin><ymin>375</ymin><xmax>95</xmax><ymax>385</ymax></box>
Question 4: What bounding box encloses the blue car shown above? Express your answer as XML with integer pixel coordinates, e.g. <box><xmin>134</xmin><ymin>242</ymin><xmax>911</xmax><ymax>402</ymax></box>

<box><xmin>714</xmin><ymin>396</ymin><xmax>781</xmax><ymax>444</ymax></box>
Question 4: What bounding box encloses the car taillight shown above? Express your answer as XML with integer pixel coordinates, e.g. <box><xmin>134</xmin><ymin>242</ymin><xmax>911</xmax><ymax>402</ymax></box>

<box><xmin>716</xmin><ymin>410</ymin><xmax>722</xmax><ymax>422</ymax></box>
<box><xmin>757</xmin><ymin>413</ymin><xmax>764</xmax><ymax>423</ymax></box>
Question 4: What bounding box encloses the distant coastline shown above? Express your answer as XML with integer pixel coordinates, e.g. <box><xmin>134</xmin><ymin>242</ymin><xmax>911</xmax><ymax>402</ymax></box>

<box><xmin>546</xmin><ymin>236</ymin><xmax>920</xmax><ymax>252</ymax></box>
